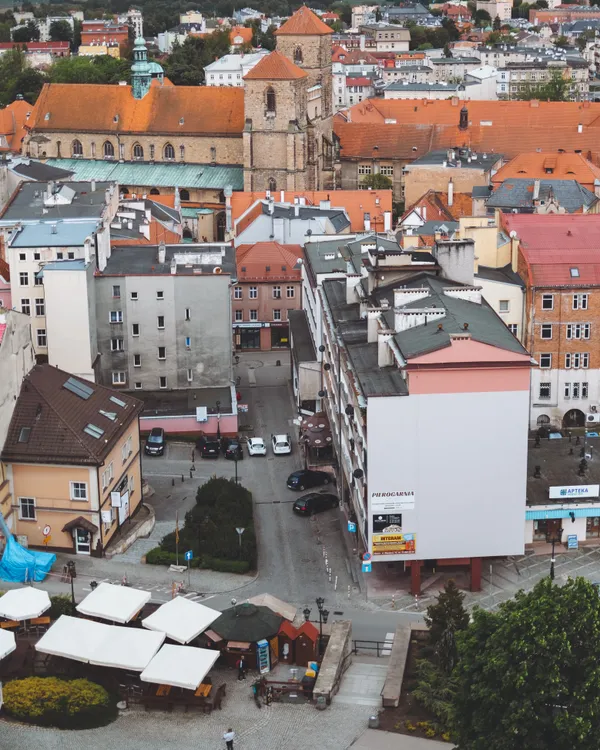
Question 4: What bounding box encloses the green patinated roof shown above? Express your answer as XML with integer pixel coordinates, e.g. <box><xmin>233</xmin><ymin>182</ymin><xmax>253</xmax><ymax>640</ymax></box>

<box><xmin>181</xmin><ymin>207</ymin><xmax>214</xmax><ymax>217</ymax></box>
<box><xmin>44</xmin><ymin>159</ymin><xmax>243</xmax><ymax>190</ymax></box>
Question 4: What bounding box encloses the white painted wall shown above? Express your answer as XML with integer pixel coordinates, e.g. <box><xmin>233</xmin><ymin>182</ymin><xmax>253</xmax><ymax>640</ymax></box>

<box><xmin>0</xmin><ymin>309</ymin><xmax>35</xmax><ymax>448</ymax></box>
<box><xmin>530</xmin><ymin>366</ymin><xmax>598</xmax><ymax>429</ymax></box>
<box><xmin>476</xmin><ymin>276</ymin><xmax>524</xmax><ymax>342</ymax></box>
<box><xmin>367</xmin><ymin>389</ymin><xmax>529</xmax><ymax>561</ymax></box>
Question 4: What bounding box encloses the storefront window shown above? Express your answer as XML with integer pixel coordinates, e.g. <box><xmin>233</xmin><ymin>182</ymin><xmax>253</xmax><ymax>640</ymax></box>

<box><xmin>587</xmin><ymin>517</ymin><xmax>600</xmax><ymax>539</ymax></box>
<box><xmin>271</xmin><ymin>325</ymin><xmax>289</xmax><ymax>349</ymax></box>
<box><xmin>236</xmin><ymin>328</ymin><xmax>261</xmax><ymax>350</ymax></box>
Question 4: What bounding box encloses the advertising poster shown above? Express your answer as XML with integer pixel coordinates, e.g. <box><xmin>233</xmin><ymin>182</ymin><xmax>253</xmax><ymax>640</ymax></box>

<box><xmin>370</xmin><ymin>490</ymin><xmax>415</xmax><ymax>514</ymax></box>
<box><xmin>372</xmin><ymin>516</ymin><xmax>416</xmax><ymax>555</ymax></box>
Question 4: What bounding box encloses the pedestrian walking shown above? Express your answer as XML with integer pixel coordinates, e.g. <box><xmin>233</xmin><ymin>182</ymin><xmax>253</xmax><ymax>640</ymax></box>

<box><xmin>237</xmin><ymin>655</ymin><xmax>246</xmax><ymax>681</ymax></box>
<box><xmin>223</xmin><ymin>727</ymin><xmax>235</xmax><ymax>749</ymax></box>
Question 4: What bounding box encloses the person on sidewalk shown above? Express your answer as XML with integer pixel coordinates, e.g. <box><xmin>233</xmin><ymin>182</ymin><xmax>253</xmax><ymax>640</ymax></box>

<box><xmin>223</xmin><ymin>728</ymin><xmax>235</xmax><ymax>749</ymax></box>
<box><xmin>237</xmin><ymin>655</ymin><xmax>246</xmax><ymax>681</ymax></box>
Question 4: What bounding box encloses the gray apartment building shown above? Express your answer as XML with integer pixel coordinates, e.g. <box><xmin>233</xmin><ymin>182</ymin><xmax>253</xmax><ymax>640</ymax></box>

<box><xmin>94</xmin><ymin>243</ymin><xmax>235</xmax><ymax>392</ymax></box>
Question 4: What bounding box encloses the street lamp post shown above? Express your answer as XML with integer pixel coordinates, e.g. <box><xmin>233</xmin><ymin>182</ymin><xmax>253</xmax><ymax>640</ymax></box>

<box><xmin>67</xmin><ymin>560</ymin><xmax>77</xmax><ymax>613</ymax></box>
<box><xmin>304</xmin><ymin>597</ymin><xmax>330</xmax><ymax>657</ymax></box>
<box><xmin>549</xmin><ymin>527</ymin><xmax>564</xmax><ymax>580</ymax></box>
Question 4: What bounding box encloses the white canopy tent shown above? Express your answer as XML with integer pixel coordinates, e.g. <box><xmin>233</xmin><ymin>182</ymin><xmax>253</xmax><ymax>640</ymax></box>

<box><xmin>0</xmin><ymin>587</ymin><xmax>51</xmax><ymax>620</ymax></box>
<box><xmin>76</xmin><ymin>582</ymin><xmax>151</xmax><ymax>624</ymax></box>
<box><xmin>0</xmin><ymin>629</ymin><xmax>16</xmax><ymax>660</ymax></box>
<box><xmin>140</xmin><ymin>644</ymin><xmax>219</xmax><ymax>690</ymax></box>
<box><xmin>142</xmin><ymin>596</ymin><xmax>220</xmax><ymax>644</ymax></box>
<box><xmin>35</xmin><ymin>615</ymin><xmax>165</xmax><ymax>671</ymax></box>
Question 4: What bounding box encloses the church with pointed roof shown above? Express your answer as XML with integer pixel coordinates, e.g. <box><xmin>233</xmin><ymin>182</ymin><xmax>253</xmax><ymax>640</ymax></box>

<box><xmin>23</xmin><ymin>7</ymin><xmax>336</xmax><ymax>192</ymax></box>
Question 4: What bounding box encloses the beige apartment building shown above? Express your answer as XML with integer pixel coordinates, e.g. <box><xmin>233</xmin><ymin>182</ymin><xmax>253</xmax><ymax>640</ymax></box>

<box><xmin>1</xmin><ymin>364</ymin><xmax>143</xmax><ymax>555</ymax></box>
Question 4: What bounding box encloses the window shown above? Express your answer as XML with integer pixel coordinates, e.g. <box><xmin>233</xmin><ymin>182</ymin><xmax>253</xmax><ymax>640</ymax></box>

<box><xmin>36</xmin><ymin>329</ymin><xmax>47</xmax><ymax>347</ymax></box>
<box><xmin>273</xmin><ymin>309</ymin><xmax>281</xmax><ymax>321</ymax></box>
<box><xmin>573</xmin><ymin>293</ymin><xmax>589</xmax><ymax>310</ymax></box>
<box><xmin>571</xmin><ymin>267</ymin><xmax>580</xmax><ymax>278</ymax></box>
<box><xmin>565</xmin><ymin>382</ymin><xmax>572</xmax><ymax>399</ymax></box>
<box><xmin>268</xmin><ymin>177</ymin><xmax>277</xmax><ymax>193</ymax></box>
<box><xmin>294</xmin><ymin>46</ymin><xmax>303</xmax><ymax>63</ymax></box>
<box><xmin>272</xmin><ymin>286</ymin><xmax>281</xmax><ymax>299</ymax></box>
<box><xmin>573</xmin><ymin>382</ymin><xmax>581</xmax><ymax>399</ymax></box>
<box><xmin>539</xmin><ymin>382</ymin><xmax>551</xmax><ymax>400</ymax></box>
<box><xmin>101</xmin><ymin>462</ymin><xmax>114</xmax><ymax>490</ymax></box>
<box><xmin>109</xmin><ymin>311</ymin><xmax>123</xmax><ymax>324</ymax></box>
<box><xmin>180</xmin><ymin>188</ymin><xmax>190</xmax><ymax>201</ymax></box>
<box><xmin>266</xmin><ymin>86</ymin><xmax>276</xmax><ymax>113</ymax></box>
<box><xmin>70</xmin><ymin>482</ymin><xmax>87</xmax><ymax>501</ymax></box>
<box><xmin>180</xmin><ymin>145</ymin><xmax>185</xmax><ymax>161</ymax></box>
<box><xmin>33</xmin><ymin>252</ymin><xmax>40</xmax><ymax>260</ymax></box>
<box><xmin>110</xmin><ymin>338</ymin><xmax>124</xmax><ymax>352</ymax></box>
<box><xmin>132</xmin><ymin>323</ymin><xmax>140</xmax><ymax>336</ymax></box>
<box><xmin>286</xmin><ymin>285</ymin><xmax>295</xmax><ymax>298</ymax></box>
<box><xmin>156</xmin><ymin>290</ymin><xmax>164</xmax><ymax>300</ymax></box>
<box><xmin>112</xmin><ymin>371</ymin><xmax>126</xmax><ymax>385</ymax></box>
<box><xmin>158</xmin><ymin>346</ymin><xmax>166</xmax><ymax>360</ymax></box>
<box><xmin>131</xmin><ymin>291</ymin><xmax>138</xmax><ymax>301</ymax></box>
<box><xmin>249</xmin><ymin>286</ymin><xmax>258</xmax><ymax>299</ymax></box>
<box><xmin>358</xmin><ymin>164</ymin><xmax>372</xmax><ymax>175</ymax></box>
<box><xmin>134</xmin><ymin>382</ymin><xmax>142</xmax><ymax>390</ymax></box>
<box><xmin>541</xmin><ymin>294</ymin><xmax>554</xmax><ymax>310</ymax></box>
<box><xmin>21</xmin><ymin>299</ymin><xmax>30</xmax><ymax>315</ymax></box>
<box><xmin>157</xmin><ymin>315</ymin><xmax>165</xmax><ymax>329</ymax></box>
<box><xmin>582</xmin><ymin>353</ymin><xmax>590</xmax><ymax>368</ymax></box>
<box><xmin>187</xmin><ymin>368</ymin><xmax>193</xmax><ymax>382</ymax></box>
<box><xmin>56</xmin><ymin>252</ymin><xmax>63</xmax><ymax>260</ymax></box>
<box><xmin>159</xmin><ymin>376</ymin><xmax>167</xmax><ymax>389</ymax></box>
<box><xmin>132</xmin><ymin>143</ymin><xmax>144</xmax><ymax>160</ymax></box>
<box><xmin>112</xmin><ymin>285</ymin><xmax>121</xmax><ymax>298</ymax></box>
<box><xmin>164</xmin><ymin>143</ymin><xmax>175</xmax><ymax>160</ymax></box>
<box><xmin>540</xmin><ymin>353</ymin><xmax>552</xmax><ymax>368</ymax></box>
<box><xmin>185</xmin><ymin>308</ymin><xmax>191</xmax><ymax>321</ymax></box>
<box><xmin>508</xmin><ymin>323</ymin><xmax>518</xmax><ymax>336</ymax></box>
<box><xmin>67</xmin><ymin>252</ymin><xmax>75</xmax><ymax>260</ymax></box>
<box><xmin>103</xmin><ymin>141</ymin><xmax>114</xmax><ymax>158</ymax></box>
<box><xmin>499</xmin><ymin>300</ymin><xmax>510</xmax><ymax>313</ymax></box>
<box><xmin>235</xmin><ymin>310</ymin><xmax>243</xmax><ymax>322</ymax></box>
<box><xmin>380</xmin><ymin>165</ymin><xmax>394</xmax><ymax>176</ymax></box>
<box><xmin>185</xmin><ymin>336</ymin><xmax>191</xmax><ymax>349</ymax></box>
<box><xmin>234</xmin><ymin>286</ymin><xmax>242</xmax><ymax>300</ymax></box>
<box><xmin>583</xmin><ymin>382</ymin><xmax>589</xmax><ymax>398</ymax></box>
<box><xmin>122</xmin><ymin>436</ymin><xmax>132</xmax><ymax>462</ymax></box>
<box><xmin>250</xmin><ymin>309</ymin><xmax>258</xmax><ymax>321</ymax></box>
<box><xmin>210</xmin><ymin>147</ymin><xmax>216</xmax><ymax>162</ymax></box>
<box><xmin>19</xmin><ymin>252</ymin><xmax>26</xmax><ymax>261</ymax></box>
<box><xmin>149</xmin><ymin>144</ymin><xmax>155</xmax><ymax>160</ymax></box>
<box><xmin>19</xmin><ymin>272</ymin><xmax>29</xmax><ymax>286</ymax></box>
<box><xmin>133</xmin><ymin>354</ymin><xmax>141</xmax><ymax>367</ymax></box>
<box><xmin>72</xmin><ymin>139</ymin><xmax>83</xmax><ymax>157</ymax></box>
<box><xmin>541</xmin><ymin>324</ymin><xmax>552</xmax><ymax>340</ymax></box>
<box><xmin>567</xmin><ymin>323</ymin><xmax>591</xmax><ymax>340</ymax></box>
<box><xmin>34</xmin><ymin>275</ymin><xmax>43</xmax><ymax>286</ymax></box>
<box><xmin>18</xmin><ymin>497</ymin><xmax>35</xmax><ymax>520</ymax></box>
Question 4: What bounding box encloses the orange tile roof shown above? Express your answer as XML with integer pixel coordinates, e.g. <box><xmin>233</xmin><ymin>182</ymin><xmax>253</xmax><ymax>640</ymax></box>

<box><xmin>335</xmin><ymin>99</ymin><xmax>600</xmax><ymax>162</ymax></box>
<box><xmin>229</xmin><ymin>26</ymin><xmax>253</xmax><ymax>45</ymax></box>
<box><xmin>0</xmin><ymin>99</ymin><xmax>31</xmax><ymax>152</ymax></box>
<box><xmin>296</xmin><ymin>620</ymin><xmax>319</xmax><ymax>641</ymax></box>
<box><xmin>243</xmin><ymin>50</ymin><xmax>307</xmax><ymax>80</ymax></box>
<box><xmin>111</xmin><ymin>222</ymin><xmax>181</xmax><ymax>246</ymax></box>
<box><xmin>236</xmin><ymin>242</ymin><xmax>303</xmax><ymax>280</ymax></box>
<box><xmin>0</xmin><ymin>256</ymin><xmax>10</xmax><ymax>281</ymax></box>
<box><xmin>29</xmin><ymin>83</ymin><xmax>244</xmax><ymax>135</ymax></box>
<box><xmin>231</xmin><ymin>190</ymin><xmax>393</xmax><ymax>233</ymax></box>
<box><xmin>492</xmin><ymin>152</ymin><xmax>600</xmax><ymax>190</ymax></box>
<box><xmin>403</xmin><ymin>189</ymin><xmax>473</xmax><ymax>223</ymax></box>
<box><xmin>275</xmin><ymin>6</ymin><xmax>334</xmax><ymax>36</ymax></box>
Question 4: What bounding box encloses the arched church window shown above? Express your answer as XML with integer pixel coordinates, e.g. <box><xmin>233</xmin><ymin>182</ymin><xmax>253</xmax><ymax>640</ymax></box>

<box><xmin>266</xmin><ymin>87</ymin><xmax>276</xmax><ymax>114</ymax></box>
<box><xmin>164</xmin><ymin>143</ymin><xmax>175</xmax><ymax>160</ymax></box>
<box><xmin>294</xmin><ymin>46</ymin><xmax>303</xmax><ymax>63</ymax></box>
<box><xmin>268</xmin><ymin>177</ymin><xmax>277</xmax><ymax>192</ymax></box>
<box><xmin>72</xmin><ymin>139</ymin><xmax>83</xmax><ymax>157</ymax></box>
<box><xmin>103</xmin><ymin>141</ymin><xmax>114</xmax><ymax>158</ymax></box>
<box><xmin>132</xmin><ymin>143</ymin><xmax>144</xmax><ymax>160</ymax></box>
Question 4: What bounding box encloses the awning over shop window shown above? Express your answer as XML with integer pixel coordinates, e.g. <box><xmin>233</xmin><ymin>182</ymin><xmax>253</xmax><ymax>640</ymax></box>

<box><xmin>526</xmin><ymin>507</ymin><xmax>600</xmax><ymax>520</ymax></box>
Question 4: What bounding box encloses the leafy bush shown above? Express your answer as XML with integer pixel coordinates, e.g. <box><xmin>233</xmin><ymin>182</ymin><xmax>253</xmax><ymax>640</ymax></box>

<box><xmin>4</xmin><ymin>677</ymin><xmax>116</xmax><ymax>729</ymax></box>
<box><xmin>412</xmin><ymin>659</ymin><xmax>456</xmax><ymax>727</ymax></box>
<box><xmin>201</xmin><ymin>557</ymin><xmax>250</xmax><ymax>574</ymax></box>
<box><xmin>145</xmin><ymin>548</ymin><xmax>250</xmax><ymax>574</ymax></box>
<box><xmin>145</xmin><ymin>547</ymin><xmax>201</xmax><ymax>567</ymax></box>
<box><xmin>49</xmin><ymin>594</ymin><xmax>73</xmax><ymax>620</ymax></box>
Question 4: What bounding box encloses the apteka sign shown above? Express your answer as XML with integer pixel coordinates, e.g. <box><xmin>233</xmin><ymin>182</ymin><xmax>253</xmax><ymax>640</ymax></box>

<box><xmin>549</xmin><ymin>485</ymin><xmax>600</xmax><ymax>500</ymax></box>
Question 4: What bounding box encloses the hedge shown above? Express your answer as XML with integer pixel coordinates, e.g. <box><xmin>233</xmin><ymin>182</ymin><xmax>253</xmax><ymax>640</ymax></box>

<box><xmin>4</xmin><ymin>677</ymin><xmax>116</xmax><ymax>729</ymax></box>
<box><xmin>145</xmin><ymin>546</ymin><xmax>250</xmax><ymax>574</ymax></box>
<box><xmin>49</xmin><ymin>594</ymin><xmax>73</xmax><ymax>620</ymax></box>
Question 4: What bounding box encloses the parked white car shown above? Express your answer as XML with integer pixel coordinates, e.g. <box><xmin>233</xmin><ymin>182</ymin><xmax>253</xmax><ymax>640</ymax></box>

<box><xmin>271</xmin><ymin>433</ymin><xmax>292</xmax><ymax>455</ymax></box>
<box><xmin>247</xmin><ymin>437</ymin><xmax>267</xmax><ymax>456</ymax></box>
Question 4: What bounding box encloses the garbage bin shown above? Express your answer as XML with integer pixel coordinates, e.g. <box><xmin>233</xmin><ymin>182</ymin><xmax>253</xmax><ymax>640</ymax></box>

<box><xmin>368</xmin><ymin>714</ymin><xmax>379</xmax><ymax>729</ymax></box>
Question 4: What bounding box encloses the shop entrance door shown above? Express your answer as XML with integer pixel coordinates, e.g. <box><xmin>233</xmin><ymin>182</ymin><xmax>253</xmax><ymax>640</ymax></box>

<box><xmin>75</xmin><ymin>527</ymin><xmax>91</xmax><ymax>555</ymax></box>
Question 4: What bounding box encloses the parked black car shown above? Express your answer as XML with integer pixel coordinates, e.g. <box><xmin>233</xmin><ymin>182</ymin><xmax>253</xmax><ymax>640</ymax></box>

<box><xmin>225</xmin><ymin>441</ymin><xmax>244</xmax><ymax>461</ymax></box>
<box><xmin>293</xmin><ymin>492</ymin><xmax>339</xmax><ymax>516</ymax></box>
<box><xmin>201</xmin><ymin>439</ymin><xmax>220</xmax><ymax>458</ymax></box>
<box><xmin>286</xmin><ymin>469</ymin><xmax>332</xmax><ymax>491</ymax></box>
<box><xmin>144</xmin><ymin>428</ymin><xmax>165</xmax><ymax>456</ymax></box>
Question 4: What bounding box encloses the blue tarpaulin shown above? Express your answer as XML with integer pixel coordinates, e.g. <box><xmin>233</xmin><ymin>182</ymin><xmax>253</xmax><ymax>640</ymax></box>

<box><xmin>0</xmin><ymin>536</ymin><xmax>55</xmax><ymax>583</ymax></box>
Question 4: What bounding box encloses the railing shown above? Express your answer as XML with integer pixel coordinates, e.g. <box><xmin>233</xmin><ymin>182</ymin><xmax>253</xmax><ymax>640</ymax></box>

<box><xmin>352</xmin><ymin>639</ymin><xmax>392</xmax><ymax>657</ymax></box>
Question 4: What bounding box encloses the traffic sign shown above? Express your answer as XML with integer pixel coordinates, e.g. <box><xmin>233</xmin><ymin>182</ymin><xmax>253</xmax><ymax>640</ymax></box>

<box><xmin>347</xmin><ymin>521</ymin><xmax>357</xmax><ymax>533</ymax></box>
<box><xmin>43</xmin><ymin>525</ymin><xmax>51</xmax><ymax>536</ymax></box>
<box><xmin>184</xmin><ymin>550</ymin><xmax>193</xmax><ymax>561</ymax></box>
<box><xmin>362</xmin><ymin>562</ymin><xmax>372</xmax><ymax>573</ymax></box>
<box><xmin>362</xmin><ymin>552</ymin><xmax>372</xmax><ymax>562</ymax></box>
<box><xmin>236</xmin><ymin>527</ymin><xmax>245</xmax><ymax>536</ymax></box>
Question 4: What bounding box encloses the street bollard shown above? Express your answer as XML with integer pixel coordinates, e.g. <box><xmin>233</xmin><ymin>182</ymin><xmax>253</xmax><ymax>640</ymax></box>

<box><xmin>391</xmin><ymin>594</ymin><xmax>396</xmax><ymax>610</ymax></box>
<box><xmin>328</xmin><ymin>571</ymin><xmax>332</xmax><ymax>583</ymax></box>
<box><xmin>172</xmin><ymin>478</ymin><xmax>175</xmax><ymax>487</ymax></box>
<box><xmin>189</xmin><ymin>469</ymin><xmax>193</xmax><ymax>479</ymax></box>
<box><xmin>191</xmin><ymin>464</ymin><xmax>195</xmax><ymax>472</ymax></box>
<box><xmin>334</xmin><ymin>575</ymin><xmax>338</xmax><ymax>590</ymax></box>
<box><xmin>348</xmin><ymin>585</ymin><xmax>351</xmax><ymax>599</ymax></box>
<box><xmin>181</xmin><ymin>475</ymin><xmax>184</xmax><ymax>482</ymax></box>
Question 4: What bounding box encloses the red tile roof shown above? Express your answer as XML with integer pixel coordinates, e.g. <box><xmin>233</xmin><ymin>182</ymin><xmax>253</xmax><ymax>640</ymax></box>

<box><xmin>296</xmin><ymin>620</ymin><xmax>319</xmax><ymax>641</ymax></box>
<box><xmin>503</xmin><ymin>213</ymin><xmax>600</xmax><ymax>287</ymax></box>
<box><xmin>492</xmin><ymin>152</ymin><xmax>600</xmax><ymax>190</ymax></box>
<box><xmin>0</xmin><ymin>99</ymin><xmax>31</xmax><ymax>153</ymax></box>
<box><xmin>236</xmin><ymin>242</ymin><xmax>303</xmax><ymax>281</ymax></box>
<box><xmin>244</xmin><ymin>50</ymin><xmax>307</xmax><ymax>80</ymax></box>
<box><xmin>0</xmin><ymin>256</ymin><xmax>10</xmax><ymax>281</ymax></box>
<box><xmin>335</xmin><ymin>99</ymin><xmax>600</xmax><ymax>161</ymax></box>
<box><xmin>229</xmin><ymin>26</ymin><xmax>253</xmax><ymax>45</ymax></box>
<box><xmin>332</xmin><ymin>48</ymin><xmax>379</xmax><ymax>65</ymax></box>
<box><xmin>0</xmin><ymin>41</ymin><xmax>69</xmax><ymax>51</ymax></box>
<box><xmin>278</xmin><ymin>620</ymin><xmax>298</xmax><ymax>639</ymax></box>
<box><xmin>29</xmin><ymin>83</ymin><xmax>244</xmax><ymax>135</ymax></box>
<box><xmin>346</xmin><ymin>77</ymin><xmax>374</xmax><ymax>87</ymax></box>
<box><xmin>402</xmin><ymin>189</ymin><xmax>473</xmax><ymax>223</ymax></box>
<box><xmin>276</xmin><ymin>6</ymin><xmax>334</xmax><ymax>36</ymax></box>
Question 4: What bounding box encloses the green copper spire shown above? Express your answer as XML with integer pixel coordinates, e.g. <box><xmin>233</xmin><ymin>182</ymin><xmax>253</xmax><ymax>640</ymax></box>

<box><xmin>131</xmin><ymin>37</ymin><xmax>152</xmax><ymax>100</ymax></box>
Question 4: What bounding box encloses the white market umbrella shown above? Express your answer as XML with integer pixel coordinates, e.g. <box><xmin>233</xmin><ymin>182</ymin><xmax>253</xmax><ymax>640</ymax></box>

<box><xmin>0</xmin><ymin>588</ymin><xmax>51</xmax><ymax>620</ymax></box>
<box><xmin>0</xmin><ymin>629</ymin><xmax>16</xmax><ymax>660</ymax></box>
<box><xmin>142</xmin><ymin>596</ymin><xmax>220</xmax><ymax>644</ymax></box>
<box><xmin>140</xmin><ymin>644</ymin><xmax>219</xmax><ymax>690</ymax></box>
<box><xmin>76</xmin><ymin>582</ymin><xmax>151</xmax><ymax>624</ymax></box>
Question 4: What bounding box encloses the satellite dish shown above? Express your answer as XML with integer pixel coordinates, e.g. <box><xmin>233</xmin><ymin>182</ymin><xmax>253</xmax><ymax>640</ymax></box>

<box><xmin>509</xmin><ymin>230</ymin><xmax>517</xmax><ymax>238</ymax></box>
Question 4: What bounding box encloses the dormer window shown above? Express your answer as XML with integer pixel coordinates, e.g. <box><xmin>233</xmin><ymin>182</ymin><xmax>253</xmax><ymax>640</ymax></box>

<box><xmin>44</xmin><ymin>112</ymin><xmax>50</xmax><ymax>121</ymax></box>
<box><xmin>113</xmin><ymin>114</ymin><xmax>119</xmax><ymax>123</ymax></box>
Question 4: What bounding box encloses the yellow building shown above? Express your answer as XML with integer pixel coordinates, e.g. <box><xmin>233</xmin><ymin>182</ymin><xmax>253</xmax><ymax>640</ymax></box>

<box><xmin>78</xmin><ymin>44</ymin><xmax>121</xmax><ymax>58</ymax></box>
<box><xmin>1</xmin><ymin>364</ymin><xmax>143</xmax><ymax>555</ymax></box>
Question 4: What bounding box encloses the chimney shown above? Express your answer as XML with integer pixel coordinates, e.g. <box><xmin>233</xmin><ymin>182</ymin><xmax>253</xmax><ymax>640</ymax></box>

<box><xmin>224</xmin><ymin>185</ymin><xmax>233</xmax><ymax>233</ymax></box>
<box><xmin>377</xmin><ymin>329</ymin><xmax>394</xmax><ymax>367</ymax></box>
<box><xmin>91</xmin><ymin>179</ymin><xmax>96</xmax><ymax>192</ymax></box>
<box><xmin>84</xmin><ymin>238</ymin><xmax>91</xmax><ymax>264</ymax></box>
<box><xmin>510</xmin><ymin>230</ymin><xmax>519</xmax><ymax>273</ymax></box>
<box><xmin>364</xmin><ymin>212</ymin><xmax>371</xmax><ymax>231</ymax></box>
<box><xmin>268</xmin><ymin>201</ymin><xmax>275</xmax><ymax>215</ymax></box>
<box><xmin>280</xmin><ymin>190</ymin><xmax>285</xmax><ymax>202</ymax></box>
<box><xmin>384</xmin><ymin>211</ymin><xmax>391</xmax><ymax>232</ymax></box>
<box><xmin>359</xmin><ymin>34</ymin><xmax>365</xmax><ymax>51</ymax></box>
<box><xmin>294</xmin><ymin>203</ymin><xmax>300</xmax><ymax>217</ymax></box>
<box><xmin>346</xmin><ymin>274</ymin><xmax>362</xmax><ymax>305</ymax></box>
<box><xmin>158</xmin><ymin>241</ymin><xmax>166</xmax><ymax>264</ymax></box>
<box><xmin>367</xmin><ymin>309</ymin><xmax>380</xmax><ymax>343</ymax></box>
<box><xmin>578</xmin><ymin>123</ymin><xmax>583</xmax><ymax>133</ymax></box>
<box><xmin>459</xmin><ymin>105</ymin><xmax>468</xmax><ymax>130</ymax></box>
<box><xmin>533</xmin><ymin>179</ymin><xmax>540</xmax><ymax>201</ymax></box>
<box><xmin>448</xmin><ymin>178</ymin><xmax>454</xmax><ymax>208</ymax></box>
<box><xmin>320</xmin><ymin>199</ymin><xmax>331</xmax><ymax>210</ymax></box>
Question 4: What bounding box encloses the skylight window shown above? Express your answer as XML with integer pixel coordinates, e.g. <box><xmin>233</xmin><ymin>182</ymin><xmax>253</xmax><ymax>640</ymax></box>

<box><xmin>63</xmin><ymin>377</ymin><xmax>94</xmax><ymax>400</ymax></box>
<box><xmin>570</xmin><ymin>267</ymin><xmax>580</xmax><ymax>278</ymax></box>
<box><xmin>84</xmin><ymin>424</ymin><xmax>104</xmax><ymax>439</ymax></box>
<box><xmin>18</xmin><ymin>427</ymin><xmax>31</xmax><ymax>443</ymax></box>
<box><xmin>99</xmin><ymin>410</ymin><xmax>117</xmax><ymax>421</ymax></box>
<box><xmin>110</xmin><ymin>396</ymin><xmax>127</xmax><ymax>408</ymax></box>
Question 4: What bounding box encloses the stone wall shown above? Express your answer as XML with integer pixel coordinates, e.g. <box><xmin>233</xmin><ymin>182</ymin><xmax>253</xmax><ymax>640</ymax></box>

<box><xmin>313</xmin><ymin>619</ymin><xmax>353</xmax><ymax>705</ymax></box>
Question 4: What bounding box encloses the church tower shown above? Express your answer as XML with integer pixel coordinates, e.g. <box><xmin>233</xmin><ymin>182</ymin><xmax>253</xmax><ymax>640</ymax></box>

<box><xmin>131</xmin><ymin>37</ymin><xmax>152</xmax><ymax>100</ymax></box>
<box><xmin>243</xmin><ymin>7</ymin><xmax>335</xmax><ymax>192</ymax></box>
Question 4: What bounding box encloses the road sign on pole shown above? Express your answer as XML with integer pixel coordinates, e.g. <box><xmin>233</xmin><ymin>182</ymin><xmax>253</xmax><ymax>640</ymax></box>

<box><xmin>362</xmin><ymin>562</ymin><xmax>372</xmax><ymax>573</ymax></box>
<box><xmin>184</xmin><ymin>550</ymin><xmax>193</xmax><ymax>561</ymax></box>
<box><xmin>236</xmin><ymin>527</ymin><xmax>245</xmax><ymax>557</ymax></box>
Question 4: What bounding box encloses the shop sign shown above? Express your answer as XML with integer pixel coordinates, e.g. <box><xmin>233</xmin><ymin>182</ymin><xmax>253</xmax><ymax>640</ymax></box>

<box><xmin>567</xmin><ymin>534</ymin><xmax>578</xmax><ymax>550</ymax></box>
<box><xmin>233</xmin><ymin>322</ymin><xmax>271</xmax><ymax>329</ymax></box>
<box><xmin>371</xmin><ymin>490</ymin><xmax>415</xmax><ymax>513</ymax></box>
<box><xmin>372</xmin><ymin>531</ymin><xmax>416</xmax><ymax>556</ymax></box>
<box><xmin>549</xmin><ymin>485</ymin><xmax>599</xmax><ymax>499</ymax></box>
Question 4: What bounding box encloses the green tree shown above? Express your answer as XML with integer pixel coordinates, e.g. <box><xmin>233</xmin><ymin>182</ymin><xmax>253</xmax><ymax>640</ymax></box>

<box><xmin>424</xmin><ymin>580</ymin><xmax>469</xmax><ymax>673</ymax></box>
<box><xmin>164</xmin><ymin>30</ymin><xmax>231</xmax><ymax>86</ymax></box>
<box><xmin>49</xmin><ymin>55</ymin><xmax>131</xmax><ymax>84</ymax></box>
<box><xmin>517</xmin><ymin>68</ymin><xmax>569</xmax><ymax>101</ymax></box>
<box><xmin>474</xmin><ymin>8</ymin><xmax>491</xmax><ymax>24</ymax></box>
<box><xmin>12</xmin><ymin>19</ymin><xmax>39</xmax><ymax>42</ymax></box>
<box><xmin>452</xmin><ymin>577</ymin><xmax>600</xmax><ymax>750</ymax></box>
<box><xmin>49</xmin><ymin>19</ymin><xmax>72</xmax><ymax>42</ymax></box>
<box><xmin>361</xmin><ymin>173</ymin><xmax>393</xmax><ymax>190</ymax></box>
<box><xmin>553</xmin><ymin>34</ymin><xmax>569</xmax><ymax>47</ymax></box>
<box><xmin>493</xmin><ymin>14</ymin><xmax>501</xmax><ymax>29</ymax></box>
<box><xmin>336</xmin><ymin>2</ymin><xmax>352</xmax><ymax>25</ymax></box>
